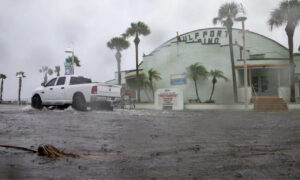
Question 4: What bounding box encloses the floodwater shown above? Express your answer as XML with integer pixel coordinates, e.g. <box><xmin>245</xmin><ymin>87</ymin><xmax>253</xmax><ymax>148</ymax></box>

<box><xmin>0</xmin><ymin>104</ymin><xmax>300</xmax><ymax>179</ymax></box>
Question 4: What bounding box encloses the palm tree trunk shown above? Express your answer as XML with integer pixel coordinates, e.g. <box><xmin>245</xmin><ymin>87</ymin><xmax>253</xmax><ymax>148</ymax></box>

<box><xmin>116</xmin><ymin>51</ymin><xmax>122</xmax><ymax>85</ymax></box>
<box><xmin>0</xmin><ymin>79</ymin><xmax>3</xmax><ymax>102</ymax></box>
<box><xmin>44</xmin><ymin>73</ymin><xmax>48</xmax><ymax>84</ymax></box>
<box><xmin>117</xmin><ymin>61</ymin><xmax>121</xmax><ymax>85</ymax></box>
<box><xmin>193</xmin><ymin>78</ymin><xmax>200</xmax><ymax>102</ymax></box>
<box><xmin>150</xmin><ymin>81</ymin><xmax>154</xmax><ymax>103</ymax></box>
<box><xmin>134</xmin><ymin>32</ymin><xmax>141</xmax><ymax>102</ymax></box>
<box><xmin>227</xmin><ymin>26</ymin><xmax>238</xmax><ymax>103</ymax></box>
<box><xmin>18</xmin><ymin>77</ymin><xmax>21</xmax><ymax>105</ymax></box>
<box><xmin>209</xmin><ymin>82</ymin><xmax>216</xmax><ymax>101</ymax></box>
<box><xmin>286</xmin><ymin>24</ymin><xmax>295</xmax><ymax>102</ymax></box>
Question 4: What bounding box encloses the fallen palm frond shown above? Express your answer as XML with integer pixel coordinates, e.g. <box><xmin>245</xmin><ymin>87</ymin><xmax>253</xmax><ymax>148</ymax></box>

<box><xmin>0</xmin><ymin>144</ymin><xmax>80</xmax><ymax>158</ymax></box>
<box><xmin>0</xmin><ymin>144</ymin><xmax>37</xmax><ymax>153</ymax></box>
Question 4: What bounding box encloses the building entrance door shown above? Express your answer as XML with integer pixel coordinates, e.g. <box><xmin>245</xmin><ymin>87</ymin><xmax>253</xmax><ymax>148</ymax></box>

<box><xmin>251</xmin><ymin>69</ymin><xmax>278</xmax><ymax>96</ymax></box>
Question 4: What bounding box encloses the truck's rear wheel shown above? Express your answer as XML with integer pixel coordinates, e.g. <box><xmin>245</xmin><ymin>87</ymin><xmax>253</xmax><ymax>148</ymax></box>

<box><xmin>107</xmin><ymin>102</ymin><xmax>113</xmax><ymax>111</ymax></box>
<box><xmin>103</xmin><ymin>101</ymin><xmax>113</xmax><ymax>111</ymax></box>
<box><xmin>31</xmin><ymin>95</ymin><xmax>43</xmax><ymax>110</ymax></box>
<box><xmin>72</xmin><ymin>93</ymin><xmax>87</xmax><ymax>111</ymax></box>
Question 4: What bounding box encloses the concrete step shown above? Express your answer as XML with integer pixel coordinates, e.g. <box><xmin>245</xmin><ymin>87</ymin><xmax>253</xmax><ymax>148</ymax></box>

<box><xmin>253</xmin><ymin>96</ymin><xmax>288</xmax><ymax>111</ymax></box>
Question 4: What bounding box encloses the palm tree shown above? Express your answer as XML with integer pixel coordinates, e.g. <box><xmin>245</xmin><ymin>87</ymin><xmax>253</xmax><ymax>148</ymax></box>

<box><xmin>137</xmin><ymin>74</ymin><xmax>150</xmax><ymax>89</ymax></box>
<box><xmin>39</xmin><ymin>66</ymin><xmax>53</xmax><ymax>84</ymax></box>
<box><xmin>268</xmin><ymin>0</ymin><xmax>300</xmax><ymax>102</ymax></box>
<box><xmin>65</xmin><ymin>55</ymin><xmax>80</xmax><ymax>74</ymax></box>
<box><xmin>0</xmin><ymin>74</ymin><xmax>7</xmax><ymax>102</ymax></box>
<box><xmin>107</xmin><ymin>37</ymin><xmax>130</xmax><ymax>85</ymax></box>
<box><xmin>213</xmin><ymin>2</ymin><xmax>239</xmax><ymax>103</ymax></box>
<box><xmin>148</xmin><ymin>68</ymin><xmax>162</xmax><ymax>101</ymax></box>
<box><xmin>124</xmin><ymin>21</ymin><xmax>150</xmax><ymax>102</ymax></box>
<box><xmin>16</xmin><ymin>71</ymin><xmax>26</xmax><ymax>105</ymax></box>
<box><xmin>54</xmin><ymin>66</ymin><xmax>60</xmax><ymax>76</ymax></box>
<box><xmin>137</xmin><ymin>74</ymin><xmax>152</xmax><ymax>101</ymax></box>
<box><xmin>186</xmin><ymin>63</ymin><xmax>208</xmax><ymax>103</ymax></box>
<box><xmin>208</xmin><ymin>69</ymin><xmax>229</xmax><ymax>102</ymax></box>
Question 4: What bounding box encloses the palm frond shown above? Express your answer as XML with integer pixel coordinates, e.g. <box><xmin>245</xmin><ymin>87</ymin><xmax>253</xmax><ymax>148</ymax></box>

<box><xmin>124</xmin><ymin>21</ymin><xmax>150</xmax><ymax>37</ymax></box>
<box><xmin>107</xmin><ymin>37</ymin><xmax>130</xmax><ymax>51</ymax></box>
<box><xmin>16</xmin><ymin>71</ymin><xmax>25</xmax><ymax>77</ymax></box>
<box><xmin>148</xmin><ymin>68</ymin><xmax>162</xmax><ymax>81</ymax></box>
<box><xmin>55</xmin><ymin>66</ymin><xmax>60</xmax><ymax>72</ymax></box>
<box><xmin>218</xmin><ymin>2</ymin><xmax>238</xmax><ymax>19</ymax></box>
<box><xmin>268</xmin><ymin>8</ymin><xmax>285</xmax><ymax>30</ymax></box>
<box><xmin>0</xmin><ymin>74</ymin><xmax>7</xmax><ymax>79</ymax></box>
<box><xmin>136</xmin><ymin>74</ymin><xmax>150</xmax><ymax>89</ymax></box>
<box><xmin>268</xmin><ymin>0</ymin><xmax>300</xmax><ymax>30</ymax></box>
<box><xmin>125</xmin><ymin>23</ymin><xmax>138</xmax><ymax>37</ymax></box>
<box><xmin>186</xmin><ymin>63</ymin><xmax>208</xmax><ymax>81</ymax></box>
<box><xmin>48</xmin><ymin>69</ymin><xmax>53</xmax><ymax>75</ymax></box>
<box><xmin>65</xmin><ymin>56</ymin><xmax>80</xmax><ymax>67</ymax></box>
<box><xmin>137</xmin><ymin>21</ymin><xmax>150</xmax><ymax>35</ymax></box>
<box><xmin>213</xmin><ymin>2</ymin><xmax>239</xmax><ymax>27</ymax></box>
<box><xmin>213</xmin><ymin>17</ymin><xmax>220</xmax><ymax>25</ymax></box>
<box><xmin>210</xmin><ymin>69</ymin><xmax>229</xmax><ymax>81</ymax></box>
<box><xmin>121</xmin><ymin>33</ymin><xmax>127</xmax><ymax>39</ymax></box>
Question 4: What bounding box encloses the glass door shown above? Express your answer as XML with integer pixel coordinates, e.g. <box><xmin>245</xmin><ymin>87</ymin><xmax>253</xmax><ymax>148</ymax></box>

<box><xmin>251</xmin><ymin>69</ymin><xmax>278</xmax><ymax>96</ymax></box>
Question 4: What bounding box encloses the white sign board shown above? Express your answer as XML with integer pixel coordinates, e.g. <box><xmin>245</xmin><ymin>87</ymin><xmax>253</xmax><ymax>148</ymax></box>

<box><xmin>155</xmin><ymin>88</ymin><xmax>183</xmax><ymax>110</ymax></box>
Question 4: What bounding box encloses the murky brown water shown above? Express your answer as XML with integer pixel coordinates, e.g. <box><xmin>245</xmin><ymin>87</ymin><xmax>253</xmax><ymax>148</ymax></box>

<box><xmin>0</xmin><ymin>104</ymin><xmax>300</xmax><ymax>179</ymax></box>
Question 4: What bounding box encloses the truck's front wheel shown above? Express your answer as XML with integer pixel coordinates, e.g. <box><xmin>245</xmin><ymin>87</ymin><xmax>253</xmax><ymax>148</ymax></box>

<box><xmin>72</xmin><ymin>93</ymin><xmax>87</xmax><ymax>111</ymax></box>
<box><xmin>31</xmin><ymin>95</ymin><xmax>43</xmax><ymax>110</ymax></box>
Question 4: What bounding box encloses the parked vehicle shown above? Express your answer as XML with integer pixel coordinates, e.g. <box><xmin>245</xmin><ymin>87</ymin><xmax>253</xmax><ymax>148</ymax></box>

<box><xmin>31</xmin><ymin>75</ymin><xmax>121</xmax><ymax>111</ymax></box>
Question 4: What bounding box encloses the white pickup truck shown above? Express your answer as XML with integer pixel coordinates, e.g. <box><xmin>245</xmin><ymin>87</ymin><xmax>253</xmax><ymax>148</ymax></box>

<box><xmin>31</xmin><ymin>75</ymin><xmax>121</xmax><ymax>111</ymax></box>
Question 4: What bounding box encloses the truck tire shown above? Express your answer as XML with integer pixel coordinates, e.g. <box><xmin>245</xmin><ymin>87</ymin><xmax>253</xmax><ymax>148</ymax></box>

<box><xmin>105</xmin><ymin>101</ymin><xmax>113</xmax><ymax>111</ymax></box>
<box><xmin>109</xmin><ymin>104</ymin><xmax>113</xmax><ymax>111</ymax></box>
<box><xmin>72</xmin><ymin>93</ymin><xmax>87</xmax><ymax>111</ymax></box>
<box><xmin>31</xmin><ymin>95</ymin><xmax>43</xmax><ymax>110</ymax></box>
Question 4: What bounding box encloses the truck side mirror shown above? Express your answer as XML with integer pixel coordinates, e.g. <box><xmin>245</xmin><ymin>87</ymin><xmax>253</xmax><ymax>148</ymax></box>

<box><xmin>41</xmin><ymin>82</ymin><xmax>45</xmax><ymax>87</ymax></box>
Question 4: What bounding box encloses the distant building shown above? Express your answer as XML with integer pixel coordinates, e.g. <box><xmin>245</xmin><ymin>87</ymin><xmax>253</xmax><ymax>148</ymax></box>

<box><xmin>107</xmin><ymin>27</ymin><xmax>300</xmax><ymax>103</ymax></box>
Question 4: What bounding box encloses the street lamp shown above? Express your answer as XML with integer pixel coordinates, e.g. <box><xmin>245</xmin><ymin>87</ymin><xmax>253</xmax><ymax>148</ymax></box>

<box><xmin>64</xmin><ymin>47</ymin><xmax>75</xmax><ymax>75</ymax></box>
<box><xmin>235</xmin><ymin>4</ymin><xmax>248</xmax><ymax>110</ymax></box>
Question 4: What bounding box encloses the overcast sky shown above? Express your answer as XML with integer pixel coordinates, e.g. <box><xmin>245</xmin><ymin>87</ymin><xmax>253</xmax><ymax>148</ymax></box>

<box><xmin>0</xmin><ymin>0</ymin><xmax>299</xmax><ymax>100</ymax></box>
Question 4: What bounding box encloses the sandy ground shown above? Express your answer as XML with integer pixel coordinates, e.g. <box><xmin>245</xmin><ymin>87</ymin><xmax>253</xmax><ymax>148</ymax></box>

<box><xmin>0</xmin><ymin>104</ymin><xmax>300</xmax><ymax>179</ymax></box>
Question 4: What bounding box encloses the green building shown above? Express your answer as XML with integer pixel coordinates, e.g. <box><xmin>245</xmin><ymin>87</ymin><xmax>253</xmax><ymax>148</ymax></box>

<box><xmin>107</xmin><ymin>28</ymin><xmax>300</xmax><ymax>103</ymax></box>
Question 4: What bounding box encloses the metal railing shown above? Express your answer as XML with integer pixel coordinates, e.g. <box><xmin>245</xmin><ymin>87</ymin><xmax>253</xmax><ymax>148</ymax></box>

<box><xmin>250</xmin><ymin>83</ymin><xmax>258</xmax><ymax>102</ymax></box>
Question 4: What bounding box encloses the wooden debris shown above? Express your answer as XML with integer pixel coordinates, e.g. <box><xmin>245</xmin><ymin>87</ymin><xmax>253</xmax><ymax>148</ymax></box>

<box><xmin>0</xmin><ymin>144</ymin><xmax>80</xmax><ymax>158</ymax></box>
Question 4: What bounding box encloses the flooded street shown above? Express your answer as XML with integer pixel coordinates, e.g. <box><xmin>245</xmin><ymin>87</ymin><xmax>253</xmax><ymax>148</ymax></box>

<box><xmin>0</xmin><ymin>104</ymin><xmax>300</xmax><ymax>179</ymax></box>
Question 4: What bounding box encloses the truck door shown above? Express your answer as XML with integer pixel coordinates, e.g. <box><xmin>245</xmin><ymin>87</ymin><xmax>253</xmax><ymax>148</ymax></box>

<box><xmin>52</xmin><ymin>76</ymin><xmax>66</xmax><ymax>103</ymax></box>
<box><xmin>43</xmin><ymin>78</ymin><xmax>57</xmax><ymax>103</ymax></box>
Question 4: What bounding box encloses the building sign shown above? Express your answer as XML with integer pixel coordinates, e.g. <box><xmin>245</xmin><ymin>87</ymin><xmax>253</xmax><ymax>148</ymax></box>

<box><xmin>178</xmin><ymin>29</ymin><xmax>228</xmax><ymax>45</ymax></box>
<box><xmin>171</xmin><ymin>74</ymin><xmax>185</xmax><ymax>85</ymax></box>
<box><xmin>64</xmin><ymin>62</ymin><xmax>72</xmax><ymax>75</ymax></box>
<box><xmin>158</xmin><ymin>90</ymin><xmax>178</xmax><ymax>107</ymax></box>
<box><xmin>155</xmin><ymin>88</ymin><xmax>183</xmax><ymax>110</ymax></box>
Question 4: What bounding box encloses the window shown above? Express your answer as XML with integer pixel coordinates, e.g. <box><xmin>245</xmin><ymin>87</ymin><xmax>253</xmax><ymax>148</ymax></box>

<box><xmin>56</xmin><ymin>77</ymin><xmax>66</xmax><ymax>86</ymax></box>
<box><xmin>46</xmin><ymin>78</ymin><xmax>57</xmax><ymax>87</ymax></box>
<box><xmin>70</xmin><ymin>77</ymin><xmax>92</xmax><ymax>85</ymax></box>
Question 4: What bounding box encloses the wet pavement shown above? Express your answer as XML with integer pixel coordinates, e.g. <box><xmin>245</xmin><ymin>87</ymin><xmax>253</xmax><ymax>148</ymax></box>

<box><xmin>0</xmin><ymin>104</ymin><xmax>300</xmax><ymax>179</ymax></box>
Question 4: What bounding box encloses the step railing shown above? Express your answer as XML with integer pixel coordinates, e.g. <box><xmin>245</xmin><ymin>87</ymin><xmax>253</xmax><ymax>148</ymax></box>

<box><xmin>251</xmin><ymin>83</ymin><xmax>258</xmax><ymax>103</ymax></box>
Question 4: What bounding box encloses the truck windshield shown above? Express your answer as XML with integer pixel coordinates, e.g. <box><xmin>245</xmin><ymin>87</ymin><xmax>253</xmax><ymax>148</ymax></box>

<box><xmin>70</xmin><ymin>77</ymin><xmax>92</xmax><ymax>85</ymax></box>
